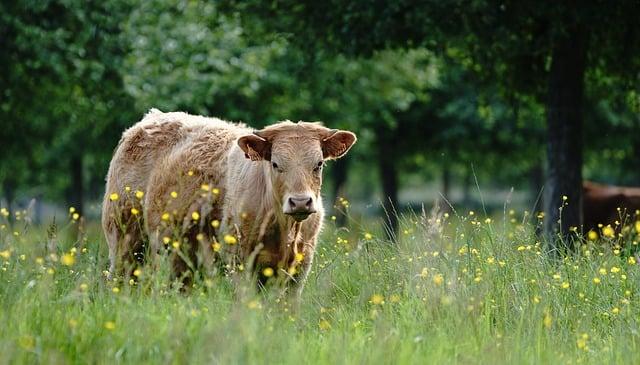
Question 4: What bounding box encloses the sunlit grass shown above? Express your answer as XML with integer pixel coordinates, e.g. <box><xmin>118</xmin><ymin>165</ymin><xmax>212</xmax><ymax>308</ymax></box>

<box><xmin>1</xmin><ymin>204</ymin><xmax>639</xmax><ymax>364</ymax></box>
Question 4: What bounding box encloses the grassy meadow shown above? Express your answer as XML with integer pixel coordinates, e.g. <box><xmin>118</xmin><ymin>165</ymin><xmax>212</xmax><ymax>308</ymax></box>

<box><xmin>1</xmin><ymin>203</ymin><xmax>640</xmax><ymax>364</ymax></box>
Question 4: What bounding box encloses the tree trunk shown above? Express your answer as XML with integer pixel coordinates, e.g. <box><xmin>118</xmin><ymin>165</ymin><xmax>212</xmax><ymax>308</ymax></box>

<box><xmin>34</xmin><ymin>194</ymin><xmax>43</xmax><ymax>225</ymax></box>
<box><xmin>376</xmin><ymin>128</ymin><xmax>399</xmax><ymax>240</ymax></box>
<box><xmin>2</xmin><ymin>179</ymin><xmax>15</xmax><ymax>222</ymax></box>
<box><xmin>442</xmin><ymin>166</ymin><xmax>451</xmax><ymax>201</ymax></box>
<box><xmin>440</xmin><ymin>165</ymin><xmax>454</xmax><ymax>213</ymax></box>
<box><xmin>529</xmin><ymin>161</ymin><xmax>544</xmax><ymax>212</ymax></box>
<box><xmin>68</xmin><ymin>155</ymin><xmax>84</xmax><ymax>215</ymax></box>
<box><xmin>543</xmin><ymin>25</ymin><xmax>588</xmax><ymax>251</ymax></box>
<box><xmin>632</xmin><ymin>137</ymin><xmax>640</xmax><ymax>185</ymax></box>
<box><xmin>330</xmin><ymin>156</ymin><xmax>350</xmax><ymax>227</ymax></box>
<box><xmin>462</xmin><ymin>167</ymin><xmax>472</xmax><ymax>206</ymax></box>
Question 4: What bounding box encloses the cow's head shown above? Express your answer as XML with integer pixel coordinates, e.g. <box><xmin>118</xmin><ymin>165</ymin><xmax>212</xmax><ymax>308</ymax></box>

<box><xmin>238</xmin><ymin>122</ymin><xmax>356</xmax><ymax>222</ymax></box>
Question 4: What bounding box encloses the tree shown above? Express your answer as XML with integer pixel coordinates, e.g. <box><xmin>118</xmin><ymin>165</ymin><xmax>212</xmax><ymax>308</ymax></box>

<box><xmin>0</xmin><ymin>0</ymin><xmax>136</xmax><ymax>214</ymax></box>
<box><xmin>223</xmin><ymin>0</ymin><xmax>640</xmax><ymax>249</ymax></box>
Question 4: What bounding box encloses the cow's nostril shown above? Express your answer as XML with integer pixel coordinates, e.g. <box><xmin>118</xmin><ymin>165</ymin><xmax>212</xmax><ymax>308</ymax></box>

<box><xmin>287</xmin><ymin>196</ymin><xmax>314</xmax><ymax>213</ymax></box>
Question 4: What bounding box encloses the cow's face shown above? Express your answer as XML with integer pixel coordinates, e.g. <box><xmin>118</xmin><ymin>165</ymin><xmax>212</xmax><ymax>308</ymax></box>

<box><xmin>238</xmin><ymin>122</ymin><xmax>357</xmax><ymax>222</ymax></box>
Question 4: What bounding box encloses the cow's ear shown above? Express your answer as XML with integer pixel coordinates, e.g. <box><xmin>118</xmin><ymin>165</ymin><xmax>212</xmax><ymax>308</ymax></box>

<box><xmin>238</xmin><ymin>133</ymin><xmax>271</xmax><ymax>161</ymax></box>
<box><xmin>322</xmin><ymin>130</ymin><xmax>357</xmax><ymax>159</ymax></box>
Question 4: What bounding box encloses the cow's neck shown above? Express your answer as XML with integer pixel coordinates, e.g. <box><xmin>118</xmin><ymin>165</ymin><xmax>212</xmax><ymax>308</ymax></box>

<box><xmin>259</xmin><ymin>164</ymin><xmax>305</xmax><ymax>257</ymax></box>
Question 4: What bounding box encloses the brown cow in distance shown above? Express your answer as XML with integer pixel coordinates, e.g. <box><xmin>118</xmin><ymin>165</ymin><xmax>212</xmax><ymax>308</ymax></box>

<box><xmin>102</xmin><ymin>109</ymin><xmax>356</xmax><ymax>295</ymax></box>
<box><xmin>583</xmin><ymin>181</ymin><xmax>640</xmax><ymax>233</ymax></box>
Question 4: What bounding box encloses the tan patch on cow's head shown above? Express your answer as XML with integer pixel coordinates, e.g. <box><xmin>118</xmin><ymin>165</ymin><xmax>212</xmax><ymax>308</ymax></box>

<box><xmin>238</xmin><ymin>121</ymin><xmax>356</xmax><ymax>221</ymax></box>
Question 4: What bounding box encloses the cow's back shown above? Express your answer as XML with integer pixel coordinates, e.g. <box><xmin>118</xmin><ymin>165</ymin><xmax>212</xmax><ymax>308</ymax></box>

<box><xmin>583</xmin><ymin>181</ymin><xmax>640</xmax><ymax>232</ymax></box>
<box><xmin>106</xmin><ymin>110</ymin><xmax>225</xmax><ymax>193</ymax></box>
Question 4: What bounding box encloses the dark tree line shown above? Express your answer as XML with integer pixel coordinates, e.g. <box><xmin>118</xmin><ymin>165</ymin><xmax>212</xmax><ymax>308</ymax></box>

<box><xmin>1</xmin><ymin>1</ymin><xmax>639</xmax><ymax>251</ymax></box>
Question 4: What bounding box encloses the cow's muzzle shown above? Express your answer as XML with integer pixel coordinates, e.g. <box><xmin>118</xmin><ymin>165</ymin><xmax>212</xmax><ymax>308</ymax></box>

<box><xmin>284</xmin><ymin>195</ymin><xmax>316</xmax><ymax>221</ymax></box>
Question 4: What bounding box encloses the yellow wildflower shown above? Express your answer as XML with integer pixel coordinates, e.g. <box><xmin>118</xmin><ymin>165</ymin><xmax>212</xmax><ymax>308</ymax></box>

<box><xmin>170</xmin><ymin>191</ymin><xmax>178</xmax><ymax>198</ymax></box>
<box><xmin>211</xmin><ymin>220</ymin><xmax>220</xmax><ymax>228</ymax></box>
<box><xmin>201</xmin><ymin>184</ymin><xmax>210</xmax><ymax>191</ymax></box>
<box><xmin>433</xmin><ymin>274</ymin><xmax>444</xmax><ymax>286</ymax></box>
<box><xmin>72</xmin><ymin>213</ymin><xmax>80</xmax><ymax>220</ymax></box>
<box><xmin>61</xmin><ymin>253</ymin><xmax>75</xmax><ymax>266</ymax></box>
<box><xmin>587</xmin><ymin>230</ymin><xmax>598</xmax><ymax>241</ymax></box>
<box><xmin>212</xmin><ymin>188</ymin><xmax>220</xmax><ymax>195</ymax></box>
<box><xmin>593</xmin><ymin>277</ymin><xmax>601</xmax><ymax>284</ymax></box>
<box><xmin>602</xmin><ymin>225</ymin><xmax>615</xmax><ymax>238</ymax></box>
<box><xmin>161</xmin><ymin>213</ymin><xmax>170</xmax><ymax>221</ymax></box>
<box><xmin>364</xmin><ymin>232</ymin><xmax>373</xmax><ymax>240</ymax></box>
<box><xmin>262</xmin><ymin>267</ymin><xmax>274</xmax><ymax>277</ymax></box>
<box><xmin>212</xmin><ymin>242</ymin><xmax>221</xmax><ymax>252</ymax></box>
<box><xmin>109</xmin><ymin>193</ymin><xmax>119</xmax><ymax>201</ymax></box>
<box><xmin>295</xmin><ymin>252</ymin><xmax>304</xmax><ymax>263</ymax></box>
<box><xmin>318</xmin><ymin>319</ymin><xmax>331</xmax><ymax>330</ymax></box>
<box><xmin>610</xmin><ymin>266</ymin><xmax>620</xmax><ymax>273</ymax></box>
<box><xmin>561</xmin><ymin>282</ymin><xmax>570</xmax><ymax>289</ymax></box>
<box><xmin>543</xmin><ymin>312</ymin><xmax>552</xmax><ymax>329</ymax></box>
<box><xmin>133</xmin><ymin>269</ymin><xmax>142</xmax><ymax>277</ymax></box>
<box><xmin>191</xmin><ymin>211</ymin><xmax>200</xmax><ymax>221</ymax></box>
<box><xmin>223</xmin><ymin>235</ymin><xmax>237</xmax><ymax>245</ymax></box>
<box><xmin>104</xmin><ymin>321</ymin><xmax>116</xmax><ymax>330</ymax></box>
<box><xmin>419</xmin><ymin>268</ymin><xmax>429</xmax><ymax>278</ymax></box>
<box><xmin>370</xmin><ymin>294</ymin><xmax>385</xmax><ymax>305</ymax></box>
<box><xmin>69</xmin><ymin>207</ymin><xmax>76</xmax><ymax>214</ymax></box>
<box><xmin>135</xmin><ymin>190</ymin><xmax>144</xmax><ymax>199</ymax></box>
<box><xmin>577</xmin><ymin>337</ymin><xmax>587</xmax><ymax>350</ymax></box>
<box><xmin>130</xmin><ymin>208</ymin><xmax>140</xmax><ymax>216</ymax></box>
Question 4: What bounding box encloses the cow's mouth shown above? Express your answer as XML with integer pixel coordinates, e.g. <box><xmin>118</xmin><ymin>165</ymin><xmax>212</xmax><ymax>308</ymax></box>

<box><xmin>287</xmin><ymin>211</ymin><xmax>314</xmax><ymax>222</ymax></box>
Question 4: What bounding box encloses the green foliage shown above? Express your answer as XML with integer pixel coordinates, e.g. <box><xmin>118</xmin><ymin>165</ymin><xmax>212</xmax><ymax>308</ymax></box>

<box><xmin>123</xmin><ymin>1</ymin><xmax>290</xmax><ymax>123</ymax></box>
<box><xmin>1</xmin><ymin>0</ymin><xmax>639</xmax><ymax>214</ymax></box>
<box><xmin>0</xmin><ymin>0</ymin><xmax>136</xmax><ymax>205</ymax></box>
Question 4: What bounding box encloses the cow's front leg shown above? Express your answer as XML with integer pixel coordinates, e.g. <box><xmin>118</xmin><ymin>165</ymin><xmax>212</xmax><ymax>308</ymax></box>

<box><xmin>288</xmin><ymin>241</ymin><xmax>316</xmax><ymax>305</ymax></box>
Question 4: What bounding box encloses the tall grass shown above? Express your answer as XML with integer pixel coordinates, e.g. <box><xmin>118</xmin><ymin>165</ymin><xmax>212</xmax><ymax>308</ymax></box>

<box><xmin>0</xmin><ymin>204</ymin><xmax>639</xmax><ymax>364</ymax></box>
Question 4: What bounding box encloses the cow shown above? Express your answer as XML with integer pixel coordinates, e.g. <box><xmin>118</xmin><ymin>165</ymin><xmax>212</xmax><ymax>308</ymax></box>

<box><xmin>102</xmin><ymin>109</ymin><xmax>356</xmax><ymax>295</ymax></box>
<box><xmin>583</xmin><ymin>181</ymin><xmax>640</xmax><ymax>235</ymax></box>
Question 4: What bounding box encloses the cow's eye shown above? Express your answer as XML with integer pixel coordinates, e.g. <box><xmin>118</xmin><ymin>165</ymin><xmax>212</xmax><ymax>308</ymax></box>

<box><xmin>272</xmin><ymin>162</ymin><xmax>279</xmax><ymax>169</ymax></box>
<box><xmin>313</xmin><ymin>161</ymin><xmax>323</xmax><ymax>172</ymax></box>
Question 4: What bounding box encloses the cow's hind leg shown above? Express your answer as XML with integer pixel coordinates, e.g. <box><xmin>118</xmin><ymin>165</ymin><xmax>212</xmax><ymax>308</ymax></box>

<box><xmin>104</xmin><ymin>200</ymin><xmax>147</xmax><ymax>279</ymax></box>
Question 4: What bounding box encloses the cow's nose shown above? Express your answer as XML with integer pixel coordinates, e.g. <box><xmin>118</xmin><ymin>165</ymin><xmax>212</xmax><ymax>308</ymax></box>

<box><xmin>285</xmin><ymin>195</ymin><xmax>316</xmax><ymax>221</ymax></box>
<box><xmin>288</xmin><ymin>196</ymin><xmax>313</xmax><ymax>211</ymax></box>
